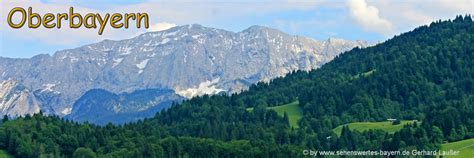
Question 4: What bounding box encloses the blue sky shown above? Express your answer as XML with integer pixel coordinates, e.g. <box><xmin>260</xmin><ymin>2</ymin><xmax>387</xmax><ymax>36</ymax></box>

<box><xmin>0</xmin><ymin>0</ymin><xmax>471</xmax><ymax>58</ymax></box>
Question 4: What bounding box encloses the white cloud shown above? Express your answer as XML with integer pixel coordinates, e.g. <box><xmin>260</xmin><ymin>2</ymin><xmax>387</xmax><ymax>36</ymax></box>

<box><xmin>347</xmin><ymin>0</ymin><xmax>394</xmax><ymax>36</ymax></box>
<box><xmin>370</xmin><ymin>0</ymin><xmax>473</xmax><ymax>33</ymax></box>
<box><xmin>149</xmin><ymin>22</ymin><xmax>176</xmax><ymax>32</ymax></box>
<box><xmin>429</xmin><ymin>0</ymin><xmax>472</xmax><ymax>14</ymax></box>
<box><xmin>347</xmin><ymin>0</ymin><xmax>473</xmax><ymax>37</ymax></box>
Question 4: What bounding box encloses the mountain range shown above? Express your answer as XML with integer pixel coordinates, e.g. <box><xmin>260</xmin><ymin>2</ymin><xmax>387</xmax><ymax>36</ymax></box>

<box><xmin>0</xmin><ymin>16</ymin><xmax>472</xmax><ymax>158</ymax></box>
<box><xmin>0</xmin><ymin>24</ymin><xmax>366</xmax><ymax>124</ymax></box>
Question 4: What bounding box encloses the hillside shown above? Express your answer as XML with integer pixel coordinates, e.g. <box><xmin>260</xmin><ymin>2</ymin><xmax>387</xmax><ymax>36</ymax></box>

<box><xmin>0</xmin><ymin>16</ymin><xmax>472</xmax><ymax>157</ymax></box>
<box><xmin>65</xmin><ymin>89</ymin><xmax>183</xmax><ymax>125</ymax></box>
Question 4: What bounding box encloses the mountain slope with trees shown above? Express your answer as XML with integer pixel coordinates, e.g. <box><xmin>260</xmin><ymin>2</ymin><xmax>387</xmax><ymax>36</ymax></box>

<box><xmin>0</xmin><ymin>16</ymin><xmax>472</xmax><ymax>157</ymax></box>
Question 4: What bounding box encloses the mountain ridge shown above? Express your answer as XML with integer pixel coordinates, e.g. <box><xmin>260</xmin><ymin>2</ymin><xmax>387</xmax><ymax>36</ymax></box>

<box><xmin>0</xmin><ymin>24</ymin><xmax>366</xmax><ymax>123</ymax></box>
<box><xmin>66</xmin><ymin>88</ymin><xmax>183</xmax><ymax>125</ymax></box>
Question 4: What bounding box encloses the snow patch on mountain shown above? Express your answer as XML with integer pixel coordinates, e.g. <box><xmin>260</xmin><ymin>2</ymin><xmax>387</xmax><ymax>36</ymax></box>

<box><xmin>40</xmin><ymin>83</ymin><xmax>57</xmax><ymax>93</ymax></box>
<box><xmin>161</xmin><ymin>38</ymin><xmax>171</xmax><ymax>45</ymax></box>
<box><xmin>163</xmin><ymin>30</ymin><xmax>179</xmax><ymax>38</ymax></box>
<box><xmin>176</xmin><ymin>78</ymin><xmax>225</xmax><ymax>98</ymax></box>
<box><xmin>192</xmin><ymin>35</ymin><xmax>201</xmax><ymax>39</ymax></box>
<box><xmin>136</xmin><ymin>59</ymin><xmax>149</xmax><ymax>73</ymax></box>
<box><xmin>61</xmin><ymin>107</ymin><xmax>72</xmax><ymax>115</ymax></box>
<box><xmin>120</xmin><ymin>46</ymin><xmax>133</xmax><ymax>55</ymax></box>
<box><xmin>136</xmin><ymin>59</ymin><xmax>149</xmax><ymax>69</ymax></box>
<box><xmin>112</xmin><ymin>58</ymin><xmax>124</xmax><ymax>68</ymax></box>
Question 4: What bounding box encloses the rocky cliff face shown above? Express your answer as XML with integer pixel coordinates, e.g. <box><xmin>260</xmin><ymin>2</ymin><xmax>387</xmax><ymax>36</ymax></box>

<box><xmin>0</xmin><ymin>24</ymin><xmax>366</xmax><ymax>120</ymax></box>
<box><xmin>0</xmin><ymin>80</ymin><xmax>40</xmax><ymax>117</ymax></box>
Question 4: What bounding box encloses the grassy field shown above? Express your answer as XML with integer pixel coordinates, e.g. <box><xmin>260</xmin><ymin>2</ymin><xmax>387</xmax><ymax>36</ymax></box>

<box><xmin>332</xmin><ymin>120</ymin><xmax>417</xmax><ymax>136</ymax></box>
<box><xmin>267</xmin><ymin>101</ymin><xmax>302</xmax><ymax>128</ymax></box>
<box><xmin>247</xmin><ymin>101</ymin><xmax>303</xmax><ymax>128</ymax></box>
<box><xmin>440</xmin><ymin>138</ymin><xmax>474</xmax><ymax>158</ymax></box>
<box><xmin>0</xmin><ymin>149</ymin><xmax>13</xmax><ymax>158</ymax></box>
<box><xmin>352</xmin><ymin>69</ymin><xmax>376</xmax><ymax>79</ymax></box>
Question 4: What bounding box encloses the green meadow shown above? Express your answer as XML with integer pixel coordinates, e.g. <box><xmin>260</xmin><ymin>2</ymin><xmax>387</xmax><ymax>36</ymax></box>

<box><xmin>333</xmin><ymin>120</ymin><xmax>417</xmax><ymax>136</ymax></box>
<box><xmin>440</xmin><ymin>138</ymin><xmax>474</xmax><ymax>158</ymax></box>
<box><xmin>247</xmin><ymin>101</ymin><xmax>303</xmax><ymax>128</ymax></box>
<box><xmin>0</xmin><ymin>150</ymin><xmax>13</xmax><ymax>158</ymax></box>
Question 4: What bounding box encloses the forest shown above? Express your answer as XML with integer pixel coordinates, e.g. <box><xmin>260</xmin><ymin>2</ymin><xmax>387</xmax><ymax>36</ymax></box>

<box><xmin>0</xmin><ymin>15</ymin><xmax>472</xmax><ymax>157</ymax></box>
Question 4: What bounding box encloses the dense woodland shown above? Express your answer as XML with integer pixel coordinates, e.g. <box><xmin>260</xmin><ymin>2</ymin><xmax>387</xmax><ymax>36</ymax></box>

<box><xmin>0</xmin><ymin>16</ymin><xmax>472</xmax><ymax>157</ymax></box>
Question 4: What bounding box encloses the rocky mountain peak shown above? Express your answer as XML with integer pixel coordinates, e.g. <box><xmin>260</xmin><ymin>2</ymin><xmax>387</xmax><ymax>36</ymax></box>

<box><xmin>0</xmin><ymin>24</ymin><xmax>367</xmax><ymax>121</ymax></box>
